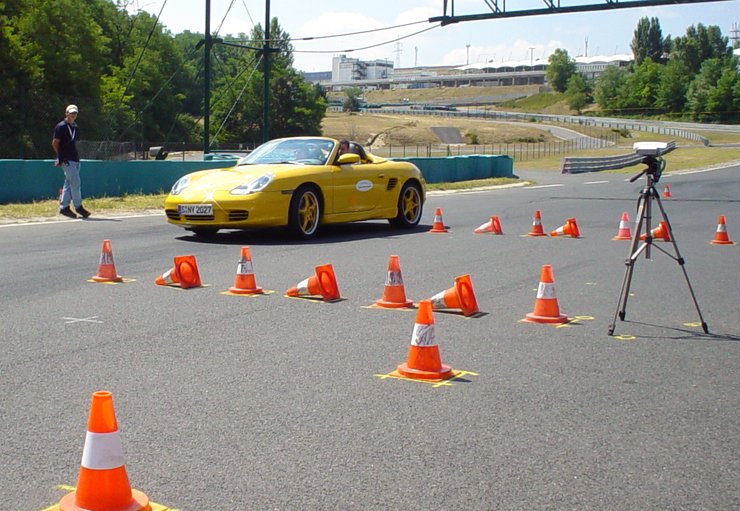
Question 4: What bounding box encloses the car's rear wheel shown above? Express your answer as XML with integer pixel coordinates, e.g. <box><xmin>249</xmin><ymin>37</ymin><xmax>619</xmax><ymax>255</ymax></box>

<box><xmin>389</xmin><ymin>181</ymin><xmax>422</xmax><ymax>228</ymax></box>
<box><xmin>288</xmin><ymin>185</ymin><xmax>321</xmax><ymax>239</ymax></box>
<box><xmin>189</xmin><ymin>227</ymin><xmax>219</xmax><ymax>238</ymax></box>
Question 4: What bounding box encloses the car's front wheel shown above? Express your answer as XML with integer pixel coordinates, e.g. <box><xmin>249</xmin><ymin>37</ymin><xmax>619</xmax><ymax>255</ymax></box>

<box><xmin>288</xmin><ymin>185</ymin><xmax>321</xmax><ymax>239</ymax></box>
<box><xmin>389</xmin><ymin>181</ymin><xmax>422</xmax><ymax>228</ymax></box>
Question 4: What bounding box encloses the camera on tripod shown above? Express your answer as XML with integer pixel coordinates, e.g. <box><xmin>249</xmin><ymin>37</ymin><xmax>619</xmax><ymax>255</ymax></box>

<box><xmin>631</xmin><ymin>141</ymin><xmax>675</xmax><ymax>183</ymax></box>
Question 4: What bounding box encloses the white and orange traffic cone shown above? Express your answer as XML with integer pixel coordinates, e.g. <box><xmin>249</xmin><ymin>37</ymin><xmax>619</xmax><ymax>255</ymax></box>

<box><xmin>429</xmin><ymin>274</ymin><xmax>479</xmax><ymax>317</ymax></box>
<box><xmin>428</xmin><ymin>208</ymin><xmax>448</xmax><ymax>233</ymax></box>
<box><xmin>59</xmin><ymin>391</ymin><xmax>150</xmax><ymax>511</ymax></box>
<box><xmin>396</xmin><ymin>300</ymin><xmax>453</xmax><ymax>380</ymax></box>
<box><xmin>663</xmin><ymin>184</ymin><xmax>672</xmax><ymax>198</ymax></box>
<box><xmin>640</xmin><ymin>220</ymin><xmax>671</xmax><ymax>242</ymax></box>
<box><xmin>228</xmin><ymin>246</ymin><xmax>264</xmax><ymax>294</ymax></box>
<box><xmin>523</xmin><ymin>265</ymin><xmax>569</xmax><ymax>324</ymax></box>
<box><xmin>154</xmin><ymin>267</ymin><xmax>178</xmax><ymax>286</ymax></box>
<box><xmin>710</xmin><ymin>215</ymin><xmax>735</xmax><ymax>245</ymax></box>
<box><xmin>527</xmin><ymin>210</ymin><xmax>548</xmax><ymax>237</ymax></box>
<box><xmin>286</xmin><ymin>264</ymin><xmax>340</xmax><ymax>301</ymax></box>
<box><xmin>375</xmin><ymin>255</ymin><xmax>413</xmax><ymax>308</ymax></box>
<box><xmin>91</xmin><ymin>239</ymin><xmax>124</xmax><ymax>283</ymax></box>
<box><xmin>612</xmin><ymin>212</ymin><xmax>632</xmax><ymax>240</ymax></box>
<box><xmin>550</xmin><ymin>217</ymin><xmax>581</xmax><ymax>238</ymax></box>
<box><xmin>473</xmin><ymin>215</ymin><xmax>503</xmax><ymax>234</ymax></box>
<box><xmin>155</xmin><ymin>255</ymin><xmax>201</xmax><ymax>288</ymax></box>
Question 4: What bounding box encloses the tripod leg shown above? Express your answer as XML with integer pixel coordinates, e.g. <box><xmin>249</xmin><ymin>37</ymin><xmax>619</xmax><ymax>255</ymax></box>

<box><xmin>653</xmin><ymin>194</ymin><xmax>709</xmax><ymax>333</ymax></box>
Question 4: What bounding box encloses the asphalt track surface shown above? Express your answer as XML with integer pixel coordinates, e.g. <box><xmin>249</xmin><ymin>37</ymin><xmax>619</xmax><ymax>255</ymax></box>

<box><xmin>2</xmin><ymin>165</ymin><xmax>738</xmax><ymax>511</ymax></box>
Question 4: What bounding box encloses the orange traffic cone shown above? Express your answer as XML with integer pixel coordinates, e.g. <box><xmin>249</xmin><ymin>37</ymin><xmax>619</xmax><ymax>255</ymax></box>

<box><xmin>375</xmin><ymin>255</ymin><xmax>413</xmax><ymax>308</ymax></box>
<box><xmin>527</xmin><ymin>210</ymin><xmax>548</xmax><ymax>236</ymax></box>
<box><xmin>428</xmin><ymin>208</ymin><xmax>448</xmax><ymax>233</ymax></box>
<box><xmin>473</xmin><ymin>215</ymin><xmax>503</xmax><ymax>234</ymax></box>
<box><xmin>154</xmin><ymin>255</ymin><xmax>201</xmax><ymax>288</ymax></box>
<box><xmin>59</xmin><ymin>391</ymin><xmax>150</xmax><ymax>511</ymax></box>
<box><xmin>663</xmin><ymin>184</ymin><xmax>672</xmax><ymax>198</ymax></box>
<box><xmin>286</xmin><ymin>264</ymin><xmax>340</xmax><ymax>301</ymax></box>
<box><xmin>640</xmin><ymin>221</ymin><xmax>671</xmax><ymax>242</ymax></box>
<box><xmin>429</xmin><ymin>274</ymin><xmax>479</xmax><ymax>317</ymax></box>
<box><xmin>550</xmin><ymin>217</ymin><xmax>581</xmax><ymax>238</ymax></box>
<box><xmin>91</xmin><ymin>239</ymin><xmax>123</xmax><ymax>282</ymax></box>
<box><xmin>154</xmin><ymin>267</ymin><xmax>178</xmax><ymax>286</ymax></box>
<box><xmin>612</xmin><ymin>212</ymin><xmax>632</xmax><ymax>240</ymax></box>
<box><xmin>710</xmin><ymin>215</ymin><xmax>735</xmax><ymax>245</ymax></box>
<box><xmin>396</xmin><ymin>300</ymin><xmax>453</xmax><ymax>380</ymax></box>
<box><xmin>228</xmin><ymin>246</ymin><xmax>264</xmax><ymax>294</ymax></box>
<box><xmin>524</xmin><ymin>265</ymin><xmax>569</xmax><ymax>324</ymax></box>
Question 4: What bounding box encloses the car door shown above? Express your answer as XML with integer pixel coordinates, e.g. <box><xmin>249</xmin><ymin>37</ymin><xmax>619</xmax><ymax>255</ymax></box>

<box><xmin>331</xmin><ymin>160</ymin><xmax>387</xmax><ymax>214</ymax></box>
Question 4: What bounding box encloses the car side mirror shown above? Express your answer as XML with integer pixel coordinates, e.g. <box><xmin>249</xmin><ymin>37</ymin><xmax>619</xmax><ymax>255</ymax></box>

<box><xmin>337</xmin><ymin>153</ymin><xmax>361</xmax><ymax>165</ymax></box>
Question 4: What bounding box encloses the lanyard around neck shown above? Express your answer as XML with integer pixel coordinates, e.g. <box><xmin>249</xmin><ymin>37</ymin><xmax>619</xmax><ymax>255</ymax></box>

<box><xmin>66</xmin><ymin>123</ymin><xmax>76</xmax><ymax>140</ymax></box>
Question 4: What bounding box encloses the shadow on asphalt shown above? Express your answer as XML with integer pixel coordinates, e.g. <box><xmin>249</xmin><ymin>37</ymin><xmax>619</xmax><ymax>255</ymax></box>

<box><xmin>616</xmin><ymin>320</ymin><xmax>739</xmax><ymax>341</ymax></box>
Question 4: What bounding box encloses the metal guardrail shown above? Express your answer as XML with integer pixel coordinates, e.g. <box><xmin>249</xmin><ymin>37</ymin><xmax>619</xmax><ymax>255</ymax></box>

<box><xmin>561</xmin><ymin>141</ymin><xmax>676</xmax><ymax>173</ymax></box>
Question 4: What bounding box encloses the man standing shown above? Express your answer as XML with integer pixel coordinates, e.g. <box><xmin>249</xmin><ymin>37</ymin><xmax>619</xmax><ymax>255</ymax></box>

<box><xmin>52</xmin><ymin>104</ymin><xmax>91</xmax><ymax>218</ymax></box>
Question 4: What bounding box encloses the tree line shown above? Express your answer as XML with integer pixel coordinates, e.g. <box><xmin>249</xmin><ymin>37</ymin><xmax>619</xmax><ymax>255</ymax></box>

<box><xmin>0</xmin><ymin>0</ymin><xmax>326</xmax><ymax>158</ymax></box>
<box><xmin>547</xmin><ymin>19</ymin><xmax>740</xmax><ymax>120</ymax></box>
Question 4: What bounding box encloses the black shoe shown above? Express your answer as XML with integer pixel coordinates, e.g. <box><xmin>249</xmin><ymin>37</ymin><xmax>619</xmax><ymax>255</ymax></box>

<box><xmin>75</xmin><ymin>205</ymin><xmax>91</xmax><ymax>218</ymax></box>
<box><xmin>59</xmin><ymin>206</ymin><xmax>78</xmax><ymax>219</ymax></box>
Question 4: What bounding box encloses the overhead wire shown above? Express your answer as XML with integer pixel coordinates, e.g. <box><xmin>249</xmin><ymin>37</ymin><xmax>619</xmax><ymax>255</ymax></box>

<box><xmin>211</xmin><ymin>54</ymin><xmax>263</xmax><ymax>146</ymax></box>
<box><xmin>292</xmin><ymin>24</ymin><xmax>441</xmax><ymax>54</ymax></box>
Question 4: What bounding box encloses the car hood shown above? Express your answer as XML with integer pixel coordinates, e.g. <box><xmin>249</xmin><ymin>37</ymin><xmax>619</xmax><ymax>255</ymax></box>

<box><xmin>187</xmin><ymin>164</ymin><xmax>301</xmax><ymax>191</ymax></box>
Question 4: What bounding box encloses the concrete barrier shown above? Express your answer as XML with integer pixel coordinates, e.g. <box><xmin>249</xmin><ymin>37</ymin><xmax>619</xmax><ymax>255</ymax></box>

<box><xmin>393</xmin><ymin>154</ymin><xmax>514</xmax><ymax>183</ymax></box>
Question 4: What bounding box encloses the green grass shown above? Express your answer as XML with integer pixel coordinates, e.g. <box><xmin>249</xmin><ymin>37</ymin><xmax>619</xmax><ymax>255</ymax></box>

<box><xmin>427</xmin><ymin>177</ymin><xmax>520</xmax><ymax>191</ymax></box>
<box><xmin>0</xmin><ymin>194</ymin><xmax>166</xmax><ymax>221</ymax></box>
<box><xmin>499</xmin><ymin>92</ymin><xmax>566</xmax><ymax>112</ymax></box>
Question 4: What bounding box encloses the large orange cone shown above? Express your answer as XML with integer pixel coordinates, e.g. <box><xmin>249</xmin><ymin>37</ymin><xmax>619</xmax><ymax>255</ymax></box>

<box><xmin>473</xmin><ymin>215</ymin><xmax>503</xmax><ymax>234</ymax></box>
<box><xmin>612</xmin><ymin>212</ymin><xmax>632</xmax><ymax>240</ymax></box>
<box><xmin>59</xmin><ymin>391</ymin><xmax>150</xmax><ymax>511</ymax></box>
<box><xmin>524</xmin><ymin>265</ymin><xmax>569</xmax><ymax>324</ymax></box>
<box><xmin>429</xmin><ymin>274</ymin><xmax>479</xmax><ymax>317</ymax></box>
<box><xmin>428</xmin><ymin>208</ymin><xmax>448</xmax><ymax>233</ymax></box>
<box><xmin>550</xmin><ymin>217</ymin><xmax>581</xmax><ymax>238</ymax></box>
<box><xmin>173</xmin><ymin>255</ymin><xmax>201</xmax><ymax>289</ymax></box>
<box><xmin>91</xmin><ymin>239</ymin><xmax>123</xmax><ymax>282</ymax></box>
<box><xmin>154</xmin><ymin>267</ymin><xmax>178</xmax><ymax>286</ymax></box>
<box><xmin>527</xmin><ymin>210</ymin><xmax>548</xmax><ymax>237</ymax></box>
<box><xmin>228</xmin><ymin>246</ymin><xmax>264</xmax><ymax>294</ymax></box>
<box><xmin>286</xmin><ymin>263</ymin><xmax>340</xmax><ymax>301</ymax></box>
<box><xmin>396</xmin><ymin>300</ymin><xmax>453</xmax><ymax>380</ymax></box>
<box><xmin>375</xmin><ymin>255</ymin><xmax>413</xmax><ymax>308</ymax></box>
<box><xmin>640</xmin><ymin>221</ymin><xmax>671</xmax><ymax>242</ymax></box>
<box><xmin>710</xmin><ymin>215</ymin><xmax>734</xmax><ymax>245</ymax></box>
<box><xmin>663</xmin><ymin>184</ymin><xmax>672</xmax><ymax>198</ymax></box>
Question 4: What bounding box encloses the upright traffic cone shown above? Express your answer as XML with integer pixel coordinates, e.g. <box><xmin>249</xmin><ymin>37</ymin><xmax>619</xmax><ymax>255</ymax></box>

<box><xmin>396</xmin><ymin>300</ymin><xmax>453</xmax><ymax>380</ymax></box>
<box><xmin>524</xmin><ymin>265</ymin><xmax>569</xmax><ymax>324</ymax></box>
<box><xmin>228</xmin><ymin>246</ymin><xmax>264</xmax><ymax>294</ymax></box>
<box><xmin>286</xmin><ymin>264</ymin><xmax>340</xmax><ymax>301</ymax></box>
<box><xmin>640</xmin><ymin>220</ymin><xmax>671</xmax><ymax>242</ymax></box>
<box><xmin>154</xmin><ymin>267</ymin><xmax>178</xmax><ymax>286</ymax></box>
<box><xmin>59</xmin><ymin>391</ymin><xmax>150</xmax><ymax>511</ymax></box>
<box><xmin>91</xmin><ymin>239</ymin><xmax>124</xmax><ymax>282</ymax></box>
<box><xmin>527</xmin><ymin>210</ymin><xmax>548</xmax><ymax>236</ymax></box>
<box><xmin>663</xmin><ymin>184</ymin><xmax>672</xmax><ymax>198</ymax></box>
<box><xmin>428</xmin><ymin>208</ymin><xmax>448</xmax><ymax>233</ymax></box>
<box><xmin>375</xmin><ymin>255</ymin><xmax>413</xmax><ymax>308</ymax></box>
<box><xmin>429</xmin><ymin>274</ymin><xmax>479</xmax><ymax>317</ymax></box>
<box><xmin>550</xmin><ymin>217</ymin><xmax>581</xmax><ymax>238</ymax></box>
<box><xmin>612</xmin><ymin>212</ymin><xmax>632</xmax><ymax>240</ymax></box>
<box><xmin>173</xmin><ymin>255</ymin><xmax>201</xmax><ymax>289</ymax></box>
<box><xmin>710</xmin><ymin>215</ymin><xmax>735</xmax><ymax>245</ymax></box>
<box><xmin>473</xmin><ymin>215</ymin><xmax>503</xmax><ymax>234</ymax></box>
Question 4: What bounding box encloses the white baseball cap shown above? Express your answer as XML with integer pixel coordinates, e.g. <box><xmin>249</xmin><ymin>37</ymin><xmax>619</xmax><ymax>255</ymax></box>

<box><xmin>66</xmin><ymin>104</ymin><xmax>79</xmax><ymax>114</ymax></box>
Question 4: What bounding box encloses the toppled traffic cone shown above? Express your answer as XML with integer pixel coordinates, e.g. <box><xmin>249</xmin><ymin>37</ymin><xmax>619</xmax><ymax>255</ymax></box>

<box><xmin>710</xmin><ymin>215</ymin><xmax>735</xmax><ymax>245</ymax></box>
<box><xmin>640</xmin><ymin>221</ymin><xmax>671</xmax><ymax>242</ymax></box>
<box><xmin>91</xmin><ymin>239</ymin><xmax>123</xmax><ymax>283</ymax></box>
<box><xmin>396</xmin><ymin>300</ymin><xmax>453</xmax><ymax>380</ymax></box>
<box><xmin>429</xmin><ymin>274</ymin><xmax>479</xmax><ymax>317</ymax></box>
<box><xmin>375</xmin><ymin>255</ymin><xmax>413</xmax><ymax>308</ymax></box>
<box><xmin>612</xmin><ymin>212</ymin><xmax>632</xmax><ymax>240</ymax></box>
<box><xmin>527</xmin><ymin>210</ymin><xmax>548</xmax><ymax>237</ymax></box>
<box><xmin>428</xmin><ymin>208</ymin><xmax>448</xmax><ymax>233</ymax></box>
<box><xmin>154</xmin><ymin>267</ymin><xmax>178</xmax><ymax>286</ymax></box>
<box><xmin>550</xmin><ymin>217</ymin><xmax>581</xmax><ymax>238</ymax></box>
<box><xmin>663</xmin><ymin>184</ymin><xmax>672</xmax><ymax>198</ymax></box>
<box><xmin>228</xmin><ymin>246</ymin><xmax>264</xmax><ymax>294</ymax></box>
<box><xmin>155</xmin><ymin>255</ymin><xmax>201</xmax><ymax>288</ymax></box>
<box><xmin>473</xmin><ymin>215</ymin><xmax>503</xmax><ymax>234</ymax></box>
<box><xmin>59</xmin><ymin>391</ymin><xmax>150</xmax><ymax>511</ymax></box>
<box><xmin>286</xmin><ymin>263</ymin><xmax>340</xmax><ymax>301</ymax></box>
<box><xmin>524</xmin><ymin>265</ymin><xmax>569</xmax><ymax>324</ymax></box>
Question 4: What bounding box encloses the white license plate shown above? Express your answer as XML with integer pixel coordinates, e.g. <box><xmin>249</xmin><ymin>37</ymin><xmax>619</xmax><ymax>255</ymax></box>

<box><xmin>178</xmin><ymin>204</ymin><xmax>213</xmax><ymax>216</ymax></box>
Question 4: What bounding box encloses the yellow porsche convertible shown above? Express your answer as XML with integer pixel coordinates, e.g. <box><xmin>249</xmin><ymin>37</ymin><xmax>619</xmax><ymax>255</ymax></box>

<box><xmin>164</xmin><ymin>137</ymin><xmax>426</xmax><ymax>239</ymax></box>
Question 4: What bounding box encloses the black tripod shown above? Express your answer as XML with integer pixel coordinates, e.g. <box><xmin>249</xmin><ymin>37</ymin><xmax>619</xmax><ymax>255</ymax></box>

<box><xmin>608</xmin><ymin>155</ymin><xmax>708</xmax><ymax>336</ymax></box>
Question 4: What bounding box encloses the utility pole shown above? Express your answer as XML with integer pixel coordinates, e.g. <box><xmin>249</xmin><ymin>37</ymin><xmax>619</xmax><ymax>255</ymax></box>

<box><xmin>466</xmin><ymin>43</ymin><xmax>471</xmax><ymax>65</ymax></box>
<box><xmin>262</xmin><ymin>0</ymin><xmax>271</xmax><ymax>143</ymax></box>
<box><xmin>203</xmin><ymin>0</ymin><xmax>212</xmax><ymax>154</ymax></box>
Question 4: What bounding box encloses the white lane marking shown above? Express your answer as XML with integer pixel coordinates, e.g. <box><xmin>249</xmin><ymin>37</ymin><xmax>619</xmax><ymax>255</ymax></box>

<box><xmin>528</xmin><ymin>184</ymin><xmax>564</xmax><ymax>189</ymax></box>
<box><xmin>584</xmin><ymin>180</ymin><xmax>609</xmax><ymax>184</ymax></box>
<box><xmin>0</xmin><ymin>212</ymin><xmax>162</xmax><ymax>229</ymax></box>
<box><xmin>61</xmin><ymin>316</ymin><xmax>104</xmax><ymax>324</ymax></box>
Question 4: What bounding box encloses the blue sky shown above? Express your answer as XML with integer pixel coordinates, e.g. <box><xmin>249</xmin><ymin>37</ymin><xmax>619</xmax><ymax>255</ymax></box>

<box><xmin>133</xmin><ymin>0</ymin><xmax>737</xmax><ymax>71</ymax></box>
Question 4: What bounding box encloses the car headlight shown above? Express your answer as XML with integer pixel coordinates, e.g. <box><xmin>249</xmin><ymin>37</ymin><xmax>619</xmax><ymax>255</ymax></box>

<box><xmin>230</xmin><ymin>173</ymin><xmax>274</xmax><ymax>195</ymax></box>
<box><xmin>170</xmin><ymin>175</ymin><xmax>191</xmax><ymax>195</ymax></box>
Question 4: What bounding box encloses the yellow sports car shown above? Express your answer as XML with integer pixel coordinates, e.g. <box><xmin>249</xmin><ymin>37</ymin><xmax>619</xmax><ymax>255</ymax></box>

<box><xmin>164</xmin><ymin>137</ymin><xmax>426</xmax><ymax>238</ymax></box>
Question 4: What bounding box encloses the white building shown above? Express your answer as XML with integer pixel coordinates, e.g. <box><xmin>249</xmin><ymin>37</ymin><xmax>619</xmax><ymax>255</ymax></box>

<box><xmin>332</xmin><ymin>55</ymin><xmax>393</xmax><ymax>83</ymax></box>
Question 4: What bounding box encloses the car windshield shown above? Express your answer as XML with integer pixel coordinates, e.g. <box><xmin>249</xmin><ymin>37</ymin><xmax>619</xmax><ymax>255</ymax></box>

<box><xmin>237</xmin><ymin>138</ymin><xmax>334</xmax><ymax>166</ymax></box>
